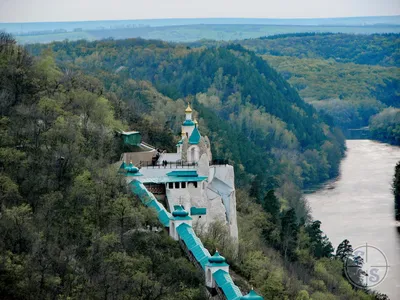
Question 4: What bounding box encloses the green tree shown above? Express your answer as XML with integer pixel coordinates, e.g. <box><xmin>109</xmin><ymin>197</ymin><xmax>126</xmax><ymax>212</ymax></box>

<box><xmin>280</xmin><ymin>208</ymin><xmax>299</xmax><ymax>260</ymax></box>
<box><xmin>262</xmin><ymin>190</ymin><xmax>280</xmax><ymax>222</ymax></box>
<box><xmin>335</xmin><ymin>239</ymin><xmax>353</xmax><ymax>261</ymax></box>
<box><xmin>306</xmin><ymin>220</ymin><xmax>334</xmax><ymax>258</ymax></box>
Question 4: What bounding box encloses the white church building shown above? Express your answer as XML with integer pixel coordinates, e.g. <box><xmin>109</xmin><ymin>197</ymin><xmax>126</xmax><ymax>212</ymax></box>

<box><xmin>120</xmin><ymin>104</ymin><xmax>239</xmax><ymax>240</ymax></box>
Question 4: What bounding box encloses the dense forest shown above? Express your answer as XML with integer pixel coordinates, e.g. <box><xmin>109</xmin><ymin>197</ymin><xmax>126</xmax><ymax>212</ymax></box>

<box><xmin>189</xmin><ymin>33</ymin><xmax>400</xmax><ymax>135</ymax></box>
<box><xmin>240</xmin><ymin>33</ymin><xmax>400</xmax><ymax>67</ymax></box>
<box><xmin>370</xmin><ymin>108</ymin><xmax>400</xmax><ymax>145</ymax></box>
<box><xmin>0</xmin><ymin>33</ymin><xmax>388</xmax><ymax>299</ymax></box>
<box><xmin>0</xmin><ymin>33</ymin><xmax>207</xmax><ymax>299</ymax></box>
<box><xmin>246</xmin><ymin>34</ymin><xmax>399</xmax><ymax>135</ymax></box>
<box><xmin>262</xmin><ymin>55</ymin><xmax>399</xmax><ymax>131</ymax></box>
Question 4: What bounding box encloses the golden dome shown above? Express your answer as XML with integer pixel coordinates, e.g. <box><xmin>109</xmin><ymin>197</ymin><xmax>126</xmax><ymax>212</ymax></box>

<box><xmin>194</xmin><ymin>119</ymin><xmax>198</xmax><ymax>126</ymax></box>
<box><xmin>185</xmin><ymin>103</ymin><xmax>193</xmax><ymax>113</ymax></box>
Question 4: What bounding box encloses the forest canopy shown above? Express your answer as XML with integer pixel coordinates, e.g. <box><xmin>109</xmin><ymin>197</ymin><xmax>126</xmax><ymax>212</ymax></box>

<box><xmin>0</xmin><ymin>33</ymin><xmax>385</xmax><ymax>299</ymax></box>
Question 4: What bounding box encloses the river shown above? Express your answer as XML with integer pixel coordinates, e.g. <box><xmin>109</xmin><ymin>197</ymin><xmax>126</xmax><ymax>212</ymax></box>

<box><xmin>306</xmin><ymin>140</ymin><xmax>400</xmax><ymax>299</ymax></box>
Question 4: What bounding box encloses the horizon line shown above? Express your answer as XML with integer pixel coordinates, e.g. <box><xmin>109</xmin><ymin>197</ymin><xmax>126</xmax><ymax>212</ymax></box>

<box><xmin>1</xmin><ymin>14</ymin><xmax>400</xmax><ymax>25</ymax></box>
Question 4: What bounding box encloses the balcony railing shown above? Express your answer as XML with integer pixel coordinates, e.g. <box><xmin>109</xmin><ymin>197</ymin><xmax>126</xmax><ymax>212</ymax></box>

<box><xmin>209</xmin><ymin>159</ymin><xmax>229</xmax><ymax>166</ymax></box>
<box><xmin>139</xmin><ymin>161</ymin><xmax>198</xmax><ymax>169</ymax></box>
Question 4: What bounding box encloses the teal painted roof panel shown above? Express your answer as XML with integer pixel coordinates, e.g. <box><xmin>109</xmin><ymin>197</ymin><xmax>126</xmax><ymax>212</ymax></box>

<box><xmin>177</xmin><ymin>224</ymin><xmax>202</xmax><ymax>248</ymax></box>
<box><xmin>190</xmin><ymin>207</ymin><xmax>207</xmax><ymax>215</ymax></box>
<box><xmin>158</xmin><ymin>209</ymin><xmax>172</xmax><ymax>227</ymax></box>
<box><xmin>213</xmin><ymin>270</ymin><xmax>243</xmax><ymax>300</ymax></box>
<box><xmin>191</xmin><ymin>244</ymin><xmax>211</xmax><ymax>269</ymax></box>
<box><xmin>176</xmin><ymin>223</ymin><xmax>210</xmax><ymax>269</ymax></box>
<box><xmin>148</xmin><ymin>199</ymin><xmax>162</xmax><ymax>213</ymax></box>
<box><xmin>147</xmin><ymin>200</ymin><xmax>172</xmax><ymax>227</ymax></box>
<box><xmin>129</xmin><ymin>180</ymin><xmax>171</xmax><ymax>227</ymax></box>
<box><xmin>121</xmin><ymin>131</ymin><xmax>141</xmax><ymax>146</ymax></box>
<box><xmin>129</xmin><ymin>180</ymin><xmax>156</xmax><ymax>205</ymax></box>
<box><xmin>167</xmin><ymin>170</ymin><xmax>198</xmax><ymax>177</ymax></box>
<box><xmin>140</xmin><ymin>176</ymin><xmax>207</xmax><ymax>184</ymax></box>
<box><xmin>189</xmin><ymin>126</ymin><xmax>201</xmax><ymax>144</ymax></box>
<box><xmin>183</xmin><ymin>120</ymin><xmax>195</xmax><ymax>126</ymax></box>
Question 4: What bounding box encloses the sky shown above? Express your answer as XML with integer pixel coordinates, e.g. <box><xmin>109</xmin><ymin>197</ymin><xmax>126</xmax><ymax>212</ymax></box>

<box><xmin>0</xmin><ymin>0</ymin><xmax>399</xmax><ymax>23</ymax></box>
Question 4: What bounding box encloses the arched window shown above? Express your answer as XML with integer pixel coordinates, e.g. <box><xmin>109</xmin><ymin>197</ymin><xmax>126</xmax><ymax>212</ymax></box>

<box><xmin>207</xmin><ymin>269</ymin><xmax>212</xmax><ymax>284</ymax></box>
<box><xmin>191</xmin><ymin>147</ymin><xmax>195</xmax><ymax>162</ymax></box>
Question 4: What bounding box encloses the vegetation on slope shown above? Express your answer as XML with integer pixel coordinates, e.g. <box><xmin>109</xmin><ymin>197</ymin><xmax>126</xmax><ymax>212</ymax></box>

<box><xmin>27</xmin><ymin>39</ymin><xmax>346</xmax><ymax>190</ymax></box>
<box><xmin>0</xmin><ymin>33</ymin><xmax>206</xmax><ymax>299</ymax></box>
<box><xmin>241</xmin><ymin>33</ymin><xmax>400</xmax><ymax>67</ymax></box>
<box><xmin>370</xmin><ymin>107</ymin><xmax>400</xmax><ymax>145</ymax></box>
<box><xmin>262</xmin><ymin>54</ymin><xmax>399</xmax><ymax>130</ymax></box>
<box><xmin>262</xmin><ymin>55</ymin><xmax>399</xmax><ymax>106</ymax></box>
<box><xmin>26</xmin><ymin>37</ymin><xmax>381</xmax><ymax>299</ymax></box>
<box><xmin>2</xmin><ymin>34</ymin><xmax>386</xmax><ymax>299</ymax></box>
<box><xmin>187</xmin><ymin>33</ymin><xmax>400</xmax><ymax>134</ymax></box>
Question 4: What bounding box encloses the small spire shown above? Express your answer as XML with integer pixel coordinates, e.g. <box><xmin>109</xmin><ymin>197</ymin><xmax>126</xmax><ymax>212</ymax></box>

<box><xmin>194</xmin><ymin>119</ymin><xmax>198</xmax><ymax>127</ymax></box>
<box><xmin>185</xmin><ymin>103</ymin><xmax>193</xmax><ymax>113</ymax></box>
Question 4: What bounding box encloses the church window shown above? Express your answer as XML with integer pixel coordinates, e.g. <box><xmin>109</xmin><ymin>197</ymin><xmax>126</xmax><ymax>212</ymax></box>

<box><xmin>189</xmin><ymin>181</ymin><xmax>198</xmax><ymax>188</ymax></box>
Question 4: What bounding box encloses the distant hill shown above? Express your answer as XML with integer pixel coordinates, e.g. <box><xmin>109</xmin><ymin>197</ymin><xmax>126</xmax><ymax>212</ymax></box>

<box><xmin>238</xmin><ymin>32</ymin><xmax>400</xmax><ymax>67</ymax></box>
<box><xmin>2</xmin><ymin>16</ymin><xmax>400</xmax><ymax>44</ymax></box>
<box><xmin>2</xmin><ymin>15</ymin><xmax>400</xmax><ymax>34</ymax></box>
<box><xmin>231</xmin><ymin>33</ymin><xmax>399</xmax><ymax>131</ymax></box>
<box><xmin>187</xmin><ymin>33</ymin><xmax>400</xmax><ymax>132</ymax></box>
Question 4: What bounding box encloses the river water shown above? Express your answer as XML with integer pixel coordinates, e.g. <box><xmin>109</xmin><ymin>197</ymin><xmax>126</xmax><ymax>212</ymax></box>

<box><xmin>306</xmin><ymin>140</ymin><xmax>400</xmax><ymax>299</ymax></box>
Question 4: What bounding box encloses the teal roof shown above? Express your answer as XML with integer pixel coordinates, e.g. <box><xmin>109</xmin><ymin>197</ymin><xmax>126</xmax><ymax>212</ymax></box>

<box><xmin>148</xmin><ymin>199</ymin><xmax>172</xmax><ymax>227</ymax></box>
<box><xmin>120</xmin><ymin>161</ymin><xmax>142</xmax><ymax>176</ymax></box>
<box><xmin>176</xmin><ymin>223</ymin><xmax>211</xmax><ymax>269</ymax></box>
<box><xmin>190</xmin><ymin>207</ymin><xmax>207</xmax><ymax>215</ymax></box>
<box><xmin>209</xmin><ymin>251</ymin><xmax>226</xmax><ymax>264</ymax></box>
<box><xmin>183</xmin><ymin>120</ymin><xmax>195</xmax><ymax>126</ymax></box>
<box><xmin>188</xmin><ymin>126</ymin><xmax>201</xmax><ymax>144</ymax></box>
<box><xmin>172</xmin><ymin>205</ymin><xmax>189</xmax><ymax>217</ymax></box>
<box><xmin>213</xmin><ymin>270</ymin><xmax>243</xmax><ymax>300</ymax></box>
<box><xmin>167</xmin><ymin>170</ymin><xmax>198</xmax><ymax>177</ymax></box>
<box><xmin>121</xmin><ymin>131</ymin><xmax>141</xmax><ymax>146</ymax></box>
<box><xmin>130</xmin><ymin>180</ymin><xmax>156</xmax><ymax>205</ymax></box>
<box><xmin>129</xmin><ymin>180</ymin><xmax>172</xmax><ymax>227</ymax></box>
<box><xmin>129</xmin><ymin>181</ymin><xmax>244</xmax><ymax>300</ymax></box>
<box><xmin>172</xmin><ymin>205</ymin><xmax>192</xmax><ymax>220</ymax></box>
<box><xmin>241</xmin><ymin>290</ymin><xmax>263</xmax><ymax>300</ymax></box>
<box><xmin>140</xmin><ymin>176</ymin><xmax>207</xmax><ymax>184</ymax></box>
